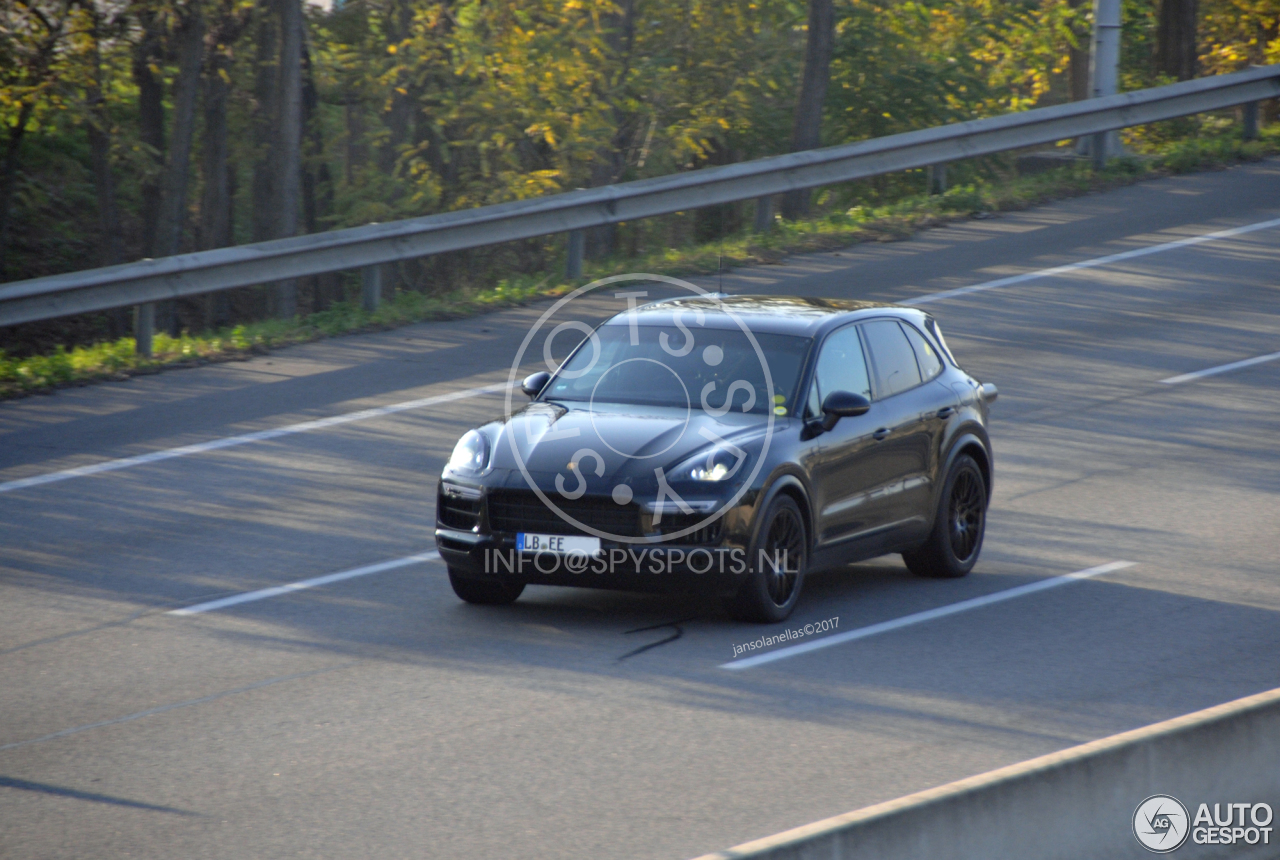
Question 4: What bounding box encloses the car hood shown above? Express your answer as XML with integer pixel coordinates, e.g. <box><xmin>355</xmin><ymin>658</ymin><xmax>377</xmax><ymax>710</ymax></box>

<box><xmin>487</xmin><ymin>401</ymin><xmax>772</xmax><ymax>493</ymax></box>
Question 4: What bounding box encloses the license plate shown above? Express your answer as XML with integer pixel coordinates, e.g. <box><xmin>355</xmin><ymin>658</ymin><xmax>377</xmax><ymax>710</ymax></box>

<box><xmin>517</xmin><ymin>533</ymin><xmax>601</xmax><ymax>556</ymax></box>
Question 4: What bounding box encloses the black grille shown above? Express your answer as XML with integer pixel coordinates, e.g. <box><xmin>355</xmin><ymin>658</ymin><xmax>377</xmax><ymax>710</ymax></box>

<box><xmin>651</xmin><ymin>513</ymin><xmax>724</xmax><ymax>546</ymax></box>
<box><xmin>487</xmin><ymin>490</ymin><xmax>641</xmax><ymax>537</ymax></box>
<box><xmin>438</xmin><ymin>494</ymin><xmax>481</xmax><ymax>530</ymax></box>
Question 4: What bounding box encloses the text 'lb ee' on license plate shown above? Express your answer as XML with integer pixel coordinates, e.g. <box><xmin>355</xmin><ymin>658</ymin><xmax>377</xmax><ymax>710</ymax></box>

<box><xmin>517</xmin><ymin>533</ymin><xmax>602</xmax><ymax>556</ymax></box>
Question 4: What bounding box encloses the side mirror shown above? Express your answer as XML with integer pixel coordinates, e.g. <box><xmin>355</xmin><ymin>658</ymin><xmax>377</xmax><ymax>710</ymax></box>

<box><xmin>821</xmin><ymin>390</ymin><xmax>871</xmax><ymax>431</ymax></box>
<box><xmin>521</xmin><ymin>371</ymin><xmax>552</xmax><ymax>398</ymax></box>
<box><xmin>980</xmin><ymin>382</ymin><xmax>998</xmax><ymax>404</ymax></box>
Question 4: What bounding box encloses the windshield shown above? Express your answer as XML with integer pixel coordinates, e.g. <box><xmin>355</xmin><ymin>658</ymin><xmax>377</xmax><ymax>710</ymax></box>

<box><xmin>542</xmin><ymin>324</ymin><xmax>811</xmax><ymax>415</ymax></box>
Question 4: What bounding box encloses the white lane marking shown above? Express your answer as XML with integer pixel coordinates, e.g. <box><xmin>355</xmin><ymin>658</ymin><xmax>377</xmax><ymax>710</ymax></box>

<box><xmin>1160</xmin><ymin>350</ymin><xmax>1280</xmax><ymax>385</ymax></box>
<box><xmin>0</xmin><ymin>666</ymin><xmax>345</xmax><ymax>753</ymax></box>
<box><xmin>721</xmin><ymin>561</ymin><xmax>1135</xmax><ymax>670</ymax></box>
<box><xmin>0</xmin><ymin>382</ymin><xmax>508</xmax><ymax>494</ymax></box>
<box><xmin>902</xmin><ymin>216</ymin><xmax>1280</xmax><ymax>306</ymax></box>
<box><xmin>168</xmin><ymin>550</ymin><xmax>441</xmax><ymax>616</ymax></box>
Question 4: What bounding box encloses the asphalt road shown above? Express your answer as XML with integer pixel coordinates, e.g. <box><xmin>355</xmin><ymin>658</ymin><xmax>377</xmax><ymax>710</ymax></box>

<box><xmin>2</xmin><ymin>160</ymin><xmax>1279</xmax><ymax>859</ymax></box>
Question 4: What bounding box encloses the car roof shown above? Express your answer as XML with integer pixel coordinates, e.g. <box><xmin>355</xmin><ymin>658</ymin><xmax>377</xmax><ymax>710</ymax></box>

<box><xmin>602</xmin><ymin>294</ymin><xmax>924</xmax><ymax>337</ymax></box>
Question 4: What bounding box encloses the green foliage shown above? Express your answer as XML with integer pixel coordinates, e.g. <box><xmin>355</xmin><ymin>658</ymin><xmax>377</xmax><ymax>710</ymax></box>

<box><xmin>2</xmin><ymin>0</ymin><xmax>1279</xmax><ymax>361</ymax></box>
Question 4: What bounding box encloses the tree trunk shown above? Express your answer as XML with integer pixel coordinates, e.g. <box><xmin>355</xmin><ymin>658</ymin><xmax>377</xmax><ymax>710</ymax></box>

<box><xmin>302</xmin><ymin>42</ymin><xmax>320</xmax><ymax>241</ymax></box>
<box><xmin>154</xmin><ymin>7</ymin><xmax>204</xmax><ymax>259</ymax></box>
<box><xmin>132</xmin><ymin>13</ymin><xmax>166</xmax><ymax>257</ymax></box>
<box><xmin>301</xmin><ymin>41</ymin><xmax>337</xmax><ymax>312</ymax></box>
<box><xmin>87</xmin><ymin>55</ymin><xmax>123</xmax><ymax>267</ymax></box>
<box><xmin>271</xmin><ymin>0</ymin><xmax>303</xmax><ymax>318</ymax></box>
<box><xmin>0</xmin><ymin>102</ymin><xmax>36</xmax><ymax>277</ymax></box>
<box><xmin>200</xmin><ymin>62</ymin><xmax>232</xmax><ymax>253</ymax></box>
<box><xmin>145</xmin><ymin>6</ymin><xmax>203</xmax><ymax>336</ymax></box>
<box><xmin>1067</xmin><ymin>0</ymin><xmax>1091</xmax><ymax>101</ymax></box>
<box><xmin>86</xmin><ymin>21</ymin><xmax>127</xmax><ymax>337</ymax></box>
<box><xmin>251</xmin><ymin>0</ymin><xmax>278</xmax><ymax>247</ymax></box>
<box><xmin>200</xmin><ymin>46</ymin><xmax>234</xmax><ymax>327</ymax></box>
<box><xmin>780</xmin><ymin>0</ymin><xmax>835</xmax><ymax>220</ymax></box>
<box><xmin>1155</xmin><ymin>0</ymin><xmax>1198</xmax><ymax>81</ymax></box>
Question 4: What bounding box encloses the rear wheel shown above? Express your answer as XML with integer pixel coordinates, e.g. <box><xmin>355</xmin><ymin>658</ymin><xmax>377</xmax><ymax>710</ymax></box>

<box><xmin>727</xmin><ymin>494</ymin><xmax>808</xmax><ymax>623</ymax></box>
<box><xmin>902</xmin><ymin>453</ymin><xmax>987</xmax><ymax>579</ymax></box>
<box><xmin>448</xmin><ymin>568</ymin><xmax>525</xmax><ymax>605</ymax></box>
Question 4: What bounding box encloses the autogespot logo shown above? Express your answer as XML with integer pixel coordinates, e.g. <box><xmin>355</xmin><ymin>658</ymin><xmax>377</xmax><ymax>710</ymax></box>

<box><xmin>1134</xmin><ymin>795</ymin><xmax>1191</xmax><ymax>853</ymax></box>
<box><xmin>503</xmin><ymin>274</ymin><xmax>776</xmax><ymax>545</ymax></box>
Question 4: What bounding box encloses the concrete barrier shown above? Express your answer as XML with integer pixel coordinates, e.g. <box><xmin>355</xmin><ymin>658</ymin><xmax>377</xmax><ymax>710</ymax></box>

<box><xmin>693</xmin><ymin>687</ymin><xmax>1280</xmax><ymax>860</ymax></box>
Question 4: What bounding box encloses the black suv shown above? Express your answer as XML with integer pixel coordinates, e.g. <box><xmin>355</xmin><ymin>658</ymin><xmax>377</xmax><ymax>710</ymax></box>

<box><xmin>436</xmin><ymin>296</ymin><xmax>996</xmax><ymax>622</ymax></box>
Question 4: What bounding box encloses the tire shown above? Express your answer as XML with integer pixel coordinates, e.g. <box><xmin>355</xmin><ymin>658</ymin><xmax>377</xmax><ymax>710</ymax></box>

<box><xmin>727</xmin><ymin>494</ymin><xmax>808</xmax><ymax>623</ymax></box>
<box><xmin>448</xmin><ymin>567</ymin><xmax>525</xmax><ymax>605</ymax></box>
<box><xmin>902</xmin><ymin>453</ymin><xmax>987</xmax><ymax>579</ymax></box>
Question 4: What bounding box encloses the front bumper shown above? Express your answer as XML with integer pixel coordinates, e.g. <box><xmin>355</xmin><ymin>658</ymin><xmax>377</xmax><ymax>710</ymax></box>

<box><xmin>435</xmin><ymin>479</ymin><xmax>756</xmax><ymax>593</ymax></box>
<box><xmin>436</xmin><ymin>529</ymin><xmax>751</xmax><ymax>592</ymax></box>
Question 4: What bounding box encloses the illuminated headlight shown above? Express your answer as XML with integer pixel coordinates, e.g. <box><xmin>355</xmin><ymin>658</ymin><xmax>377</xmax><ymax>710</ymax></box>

<box><xmin>688</xmin><ymin>446</ymin><xmax>746</xmax><ymax>482</ymax></box>
<box><xmin>691</xmin><ymin>461</ymin><xmax>732</xmax><ymax>482</ymax></box>
<box><xmin>448</xmin><ymin>430</ymin><xmax>490</xmax><ymax>473</ymax></box>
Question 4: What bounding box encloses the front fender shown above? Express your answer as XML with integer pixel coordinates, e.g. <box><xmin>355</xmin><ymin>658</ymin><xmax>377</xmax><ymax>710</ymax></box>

<box><xmin>751</xmin><ymin>468</ymin><xmax>815</xmax><ymax>553</ymax></box>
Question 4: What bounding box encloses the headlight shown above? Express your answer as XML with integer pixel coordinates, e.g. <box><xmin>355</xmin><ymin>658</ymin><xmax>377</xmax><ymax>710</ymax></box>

<box><xmin>448</xmin><ymin>430</ymin><xmax>490</xmax><ymax>473</ymax></box>
<box><xmin>688</xmin><ymin>445</ymin><xmax>747</xmax><ymax>482</ymax></box>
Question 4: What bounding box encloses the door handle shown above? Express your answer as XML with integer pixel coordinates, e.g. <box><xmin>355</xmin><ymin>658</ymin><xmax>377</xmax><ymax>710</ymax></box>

<box><xmin>936</xmin><ymin>407</ymin><xmax>955</xmax><ymax>419</ymax></box>
<box><xmin>872</xmin><ymin>428</ymin><xmax>890</xmax><ymax>441</ymax></box>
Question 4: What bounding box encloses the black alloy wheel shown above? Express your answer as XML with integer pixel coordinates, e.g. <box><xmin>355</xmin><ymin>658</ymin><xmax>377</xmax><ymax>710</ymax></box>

<box><xmin>728</xmin><ymin>494</ymin><xmax>808</xmax><ymax>623</ymax></box>
<box><xmin>948</xmin><ymin>467</ymin><xmax>985</xmax><ymax>562</ymax></box>
<box><xmin>902</xmin><ymin>453</ymin><xmax>987</xmax><ymax>579</ymax></box>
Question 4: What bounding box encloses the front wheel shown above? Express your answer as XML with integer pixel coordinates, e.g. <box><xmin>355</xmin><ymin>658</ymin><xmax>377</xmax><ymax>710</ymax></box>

<box><xmin>902</xmin><ymin>453</ymin><xmax>987</xmax><ymax>579</ymax></box>
<box><xmin>448</xmin><ymin>568</ymin><xmax>525</xmax><ymax>605</ymax></box>
<box><xmin>726</xmin><ymin>494</ymin><xmax>808</xmax><ymax>623</ymax></box>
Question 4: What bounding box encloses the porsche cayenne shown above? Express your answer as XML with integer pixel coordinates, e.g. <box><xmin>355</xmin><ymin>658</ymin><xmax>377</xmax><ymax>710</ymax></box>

<box><xmin>435</xmin><ymin>295</ymin><xmax>996</xmax><ymax>622</ymax></box>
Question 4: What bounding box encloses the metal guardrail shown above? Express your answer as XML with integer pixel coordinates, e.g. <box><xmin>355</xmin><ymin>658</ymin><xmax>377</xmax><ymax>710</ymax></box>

<box><xmin>1</xmin><ymin>64</ymin><xmax>1277</xmax><ymax>331</ymax></box>
<box><xmin>692</xmin><ymin>685</ymin><xmax>1280</xmax><ymax>860</ymax></box>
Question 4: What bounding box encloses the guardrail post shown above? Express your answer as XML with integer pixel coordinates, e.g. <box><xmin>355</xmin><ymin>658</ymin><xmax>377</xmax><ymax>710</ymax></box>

<box><xmin>927</xmin><ymin>164</ymin><xmax>947</xmax><ymax>195</ymax></box>
<box><xmin>134</xmin><ymin>303</ymin><xmax>154</xmax><ymax>357</ymax></box>
<box><xmin>1243</xmin><ymin>100</ymin><xmax>1260</xmax><ymax>140</ymax></box>
<box><xmin>753</xmin><ymin>195</ymin><xmax>774</xmax><ymax>232</ymax></box>
<box><xmin>274</xmin><ymin>280</ymin><xmax>298</xmax><ymax>320</ymax></box>
<box><xmin>361</xmin><ymin>265</ymin><xmax>381</xmax><ymax>313</ymax></box>
<box><xmin>565</xmin><ymin>229</ymin><xmax>584</xmax><ymax>280</ymax></box>
<box><xmin>1091</xmin><ymin>131</ymin><xmax>1109</xmax><ymax>170</ymax></box>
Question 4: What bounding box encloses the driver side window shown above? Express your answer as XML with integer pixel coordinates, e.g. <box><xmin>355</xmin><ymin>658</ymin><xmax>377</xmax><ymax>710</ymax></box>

<box><xmin>812</xmin><ymin>326</ymin><xmax>872</xmax><ymax>415</ymax></box>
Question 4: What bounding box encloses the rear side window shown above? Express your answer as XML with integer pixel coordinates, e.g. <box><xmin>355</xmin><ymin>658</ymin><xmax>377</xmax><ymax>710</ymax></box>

<box><xmin>814</xmin><ymin>325</ymin><xmax>872</xmax><ymax>403</ymax></box>
<box><xmin>923</xmin><ymin>316</ymin><xmax>957</xmax><ymax>366</ymax></box>
<box><xmin>861</xmin><ymin>320</ymin><xmax>922</xmax><ymax>397</ymax></box>
<box><xmin>902</xmin><ymin>323</ymin><xmax>943</xmax><ymax>380</ymax></box>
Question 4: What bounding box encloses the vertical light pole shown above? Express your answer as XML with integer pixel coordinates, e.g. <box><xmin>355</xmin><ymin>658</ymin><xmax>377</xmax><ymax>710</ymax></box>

<box><xmin>1089</xmin><ymin>0</ymin><xmax>1122</xmax><ymax>168</ymax></box>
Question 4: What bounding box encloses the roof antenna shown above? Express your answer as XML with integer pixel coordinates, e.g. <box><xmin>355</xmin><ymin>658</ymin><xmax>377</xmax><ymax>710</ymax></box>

<box><xmin>718</xmin><ymin>254</ymin><xmax>723</xmax><ymax>295</ymax></box>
